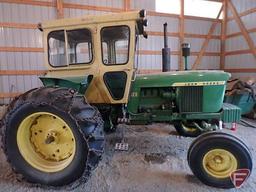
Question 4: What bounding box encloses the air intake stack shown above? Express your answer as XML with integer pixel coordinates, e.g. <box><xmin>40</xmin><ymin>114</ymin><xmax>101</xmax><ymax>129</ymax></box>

<box><xmin>162</xmin><ymin>23</ymin><xmax>171</xmax><ymax>72</ymax></box>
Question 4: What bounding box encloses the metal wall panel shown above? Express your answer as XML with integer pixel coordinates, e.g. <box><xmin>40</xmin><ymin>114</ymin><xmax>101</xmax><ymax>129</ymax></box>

<box><xmin>226</xmin><ymin>20</ymin><xmax>240</xmax><ymax>35</ymax></box>
<box><xmin>0</xmin><ymin>3</ymin><xmax>56</xmax><ymax>23</ymax></box>
<box><xmin>225</xmin><ymin>36</ymin><xmax>249</xmax><ymax>52</ymax></box>
<box><xmin>0</xmin><ymin>28</ymin><xmax>43</xmax><ymax>48</ymax></box>
<box><xmin>225</xmin><ymin>0</ymin><xmax>256</xmax><ymax>79</ymax></box>
<box><xmin>138</xmin><ymin>55</ymin><xmax>179</xmax><ymax>70</ymax></box>
<box><xmin>231</xmin><ymin>0</ymin><xmax>256</xmax><ymax>14</ymax></box>
<box><xmin>64</xmin><ymin>8</ymin><xmax>107</xmax><ymax>17</ymax></box>
<box><xmin>183</xmin><ymin>38</ymin><xmax>220</xmax><ymax>53</ymax></box>
<box><xmin>185</xmin><ymin>19</ymin><xmax>214</xmax><ymax>35</ymax></box>
<box><xmin>250</xmin><ymin>32</ymin><xmax>256</xmax><ymax>45</ymax></box>
<box><xmin>206</xmin><ymin>39</ymin><xmax>221</xmax><ymax>53</ymax></box>
<box><xmin>131</xmin><ymin>0</ymin><xmax>155</xmax><ymax>11</ymax></box>
<box><xmin>241</xmin><ymin>12</ymin><xmax>256</xmax><ymax>30</ymax></box>
<box><xmin>231</xmin><ymin>73</ymin><xmax>256</xmax><ymax>79</ymax></box>
<box><xmin>147</xmin><ymin>16</ymin><xmax>179</xmax><ymax>32</ymax></box>
<box><xmin>225</xmin><ymin>54</ymin><xmax>255</xmax><ymax>69</ymax></box>
<box><xmin>140</xmin><ymin>36</ymin><xmax>179</xmax><ymax>51</ymax></box>
<box><xmin>199</xmin><ymin>56</ymin><xmax>220</xmax><ymax>69</ymax></box>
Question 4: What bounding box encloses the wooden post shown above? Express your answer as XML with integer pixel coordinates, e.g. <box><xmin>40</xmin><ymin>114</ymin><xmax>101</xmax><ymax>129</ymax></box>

<box><xmin>124</xmin><ymin>0</ymin><xmax>130</xmax><ymax>11</ymax></box>
<box><xmin>56</xmin><ymin>0</ymin><xmax>64</xmax><ymax>19</ymax></box>
<box><xmin>192</xmin><ymin>6</ymin><xmax>223</xmax><ymax>70</ymax></box>
<box><xmin>228</xmin><ymin>1</ymin><xmax>256</xmax><ymax>59</ymax></box>
<box><xmin>179</xmin><ymin>0</ymin><xmax>185</xmax><ymax>70</ymax></box>
<box><xmin>220</xmin><ymin>0</ymin><xmax>227</xmax><ymax>70</ymax></box>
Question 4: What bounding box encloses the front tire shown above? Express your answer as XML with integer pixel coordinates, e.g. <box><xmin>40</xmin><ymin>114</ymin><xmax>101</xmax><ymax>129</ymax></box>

<box><xmin>188</xmin><ymin>132</ymin><xmax>252</xmax><ymax>188</ymax></box>
<box><xmin>1</xmin><ymin>87</ymin><xmax>104</xmax><ymax>187</ymax></box>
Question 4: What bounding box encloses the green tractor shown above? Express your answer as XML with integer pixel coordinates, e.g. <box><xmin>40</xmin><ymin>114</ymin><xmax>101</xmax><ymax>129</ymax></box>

<box><xmin>0</xmin><ymin>10</ymin><xmax>252</xmax><ymax>189</ymax></box>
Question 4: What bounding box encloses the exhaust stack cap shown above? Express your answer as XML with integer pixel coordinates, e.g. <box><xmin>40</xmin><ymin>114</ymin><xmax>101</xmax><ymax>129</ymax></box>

<box><xmin>139</xmin><ymin>9</ymin><xmax>146</xmax><ymax>18</ymax></box>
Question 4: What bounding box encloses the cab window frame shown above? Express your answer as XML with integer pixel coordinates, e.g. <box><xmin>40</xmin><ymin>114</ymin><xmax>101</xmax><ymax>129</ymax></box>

<box><xmin>100</xmin><ymin>25</ymin><xmax>131</xmax><ymax>66</ymax></box>
<box><xmin>47</xmin><ymin>28</ymin><xmax>94</xmax><ymax>68</ymax></box>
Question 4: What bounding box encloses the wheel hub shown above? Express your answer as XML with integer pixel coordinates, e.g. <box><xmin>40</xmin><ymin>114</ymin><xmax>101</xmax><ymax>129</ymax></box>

<box><xmin>17</xmin><ymin>112</ymin><xmax>76</xmax><ymax>172</ymax></box>
<box><xmin>203</xmin><ymin>149</ymin><xmax>238</xmax><ymax>178</ymax></box>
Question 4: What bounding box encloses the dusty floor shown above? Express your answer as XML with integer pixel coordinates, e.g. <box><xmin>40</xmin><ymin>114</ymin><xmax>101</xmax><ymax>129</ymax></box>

<box><xmin>0</xmin><ymin>121</ymin><xmax>256</xmax><ymax>192</ymax></box>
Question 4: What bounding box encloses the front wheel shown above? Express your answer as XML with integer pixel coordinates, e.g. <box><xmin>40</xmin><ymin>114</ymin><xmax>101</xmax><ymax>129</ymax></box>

<box><xmin>188</xmin><ymin>132</ymin><xmax>252</xmax><ymax>188</ymax></box>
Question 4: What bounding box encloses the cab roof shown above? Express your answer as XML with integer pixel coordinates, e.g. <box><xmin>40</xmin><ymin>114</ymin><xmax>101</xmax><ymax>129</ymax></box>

<box><xmin>41</xmin><ymin>11</ymin><xmax>142</xmax><ymax>30</ymax></box>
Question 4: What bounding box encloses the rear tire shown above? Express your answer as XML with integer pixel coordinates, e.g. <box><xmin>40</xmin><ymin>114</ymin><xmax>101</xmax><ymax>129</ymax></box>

<box><xmin>1</xmin><ymin>87</ymin><xmax>104</xmax><ymax>187</ymax></box>
<box><xmin>188</xmin><ymin>132</ymin><xmax>252</xmax><ymax>188</ymax></box>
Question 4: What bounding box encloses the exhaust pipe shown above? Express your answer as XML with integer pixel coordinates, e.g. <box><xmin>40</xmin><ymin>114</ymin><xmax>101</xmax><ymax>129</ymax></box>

<box><xmin>162</xmin><ymin>23</ymin><xmax>171</xmax><ymax>72</ymax></box>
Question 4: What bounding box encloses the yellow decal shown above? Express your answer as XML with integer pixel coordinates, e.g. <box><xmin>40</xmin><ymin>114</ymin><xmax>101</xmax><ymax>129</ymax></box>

<box><xmin>131</xmin><ymin>92</ymin><xmax>138</xmax><ymax>97</ymax></box>
<box><xmin>172</xmin><ymin>81</ymin><xmax>225</xmax><ymax>87</ymax></box>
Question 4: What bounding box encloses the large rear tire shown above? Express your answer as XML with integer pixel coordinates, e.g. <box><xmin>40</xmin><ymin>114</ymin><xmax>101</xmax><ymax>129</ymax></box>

<box><xmin>188</xmin><ymin>132</ymin><xmax>252</xmax><ymax>188</ymax></box>
<box><xmin>1</xmin><ymin>87</ymin><xmax>104</xmax><ymax>187</ymax></box>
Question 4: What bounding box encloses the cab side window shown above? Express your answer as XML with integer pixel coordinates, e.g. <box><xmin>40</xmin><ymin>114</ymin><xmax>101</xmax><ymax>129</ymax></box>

<box><xmin>48</xmin><ymin>30</ymin><xmax>66</xmax><ymax>67</ymax></box>
<box><xmin>48</xmin><ymin>28</ymin><xmax>93</xmax><ymax>67</ymax></box>
<box><xmin>67</xmin><ymin>29</ymin><xmax>93</xmax><ymax>64</ymax></box>
<box><xmin>101</xmin><ymin>26</ymin><xmax>130</xmax><ymax>65</ymax></box>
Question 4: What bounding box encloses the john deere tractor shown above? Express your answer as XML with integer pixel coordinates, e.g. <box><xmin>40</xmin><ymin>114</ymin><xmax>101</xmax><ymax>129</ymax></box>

<box><xmin>0</xmin><ymin>10</ymin><xmax>252</xmax><ymax>189</ymax></box>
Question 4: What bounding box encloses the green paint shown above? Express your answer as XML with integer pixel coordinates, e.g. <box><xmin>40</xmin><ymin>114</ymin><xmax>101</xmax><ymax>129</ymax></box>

<box><xmin>40</xmin><ymin>75</ymin><xmax>93</xmax><ymax>94</ymax></box>
<box><xmin>127</xmin><ymin>70</ymin><xmax>239</xmax><ymax>126</ymax></box>
<box><xmin>184</xmin><ymin>56</ymin><xmax>188</xmax><ymax>70</ymax></box>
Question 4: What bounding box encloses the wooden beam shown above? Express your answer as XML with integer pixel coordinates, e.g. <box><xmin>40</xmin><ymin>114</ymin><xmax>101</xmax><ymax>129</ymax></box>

<box><xmin>0</xmin><ymin>70</ymin><xmax>47</xmax><ymax>75</ymax></box>
<box><xmin>56</xmin><ymin>0</ymin><xmax>64</xmax><ymax>19</ymax></box>
<box><xmin>184</xmin><ymin>33</ymin><xmax>220</xmax><ymax>39</ymax></box>
<box><xmin>179</xmin><ymin>0</ymin><xmax>185</xmax><ymax>70</ymax></box>
<box><xmin>147</xmin><ymin>11</ymin><xmax>180</xmax><ymax>19</ymax></box>
<box><xmin>224</xmin><ymin>68</ymin><xmax>256</xmax><ymax>73</ymax></box>
<box><xmin>124</xmin><ymin>0</ymin><xmax>130</xmax><ymax>11</ymax></box>
<box><xmin>146</xmin><ymin>31</ymin><xmax>221</xmax><ymax>39</ymax></box>
<box><xmin>227</xmin><ymin>7</ymin><xmax>256</xmax><ymax>21</ymax></box>
<box><xmin>226</xmin><ymin>28</ymin><xmax>256</xmax><ymax>39</ymax></box>
<box><xmin>220</xmin><ymin>0</ymin><xmax>227</xmax><ymax>70</ymax></box>
<box><xmin>132</xmin><ymin>50</ymin><xmax>220</xmax><ymax>56</ymax></box>
<box><xmin>0</xmin><ymin>92</ymin><xmax>21</xmax><ymax>98</ymax></box>
<box><xmin>228</xmin><ymin>1</ymin><xmax>256</xmax><ymax>59</ymax></box>
<box><xmin>0</xmin><ymin>22</ymin><xmax>37</xmax><ymax>29</ymax></box>
<box><xmin>0</xmin><ymin>47</ymin><xmax>43</xmax><ymax>52</ymax></box>
<box><xmin>184</xmin><ymin>15</ymin><xmax>221</xmax><ymax>23</ymax></box>
<box><xmin>225</xmin><ymin>49</ymin><xmax>255</xmax><ymax>56</ymax></box>
<box><xmin>192</xmin><ymin>6</ymin><xmax>223</xmax><ymax>70</ymax></box>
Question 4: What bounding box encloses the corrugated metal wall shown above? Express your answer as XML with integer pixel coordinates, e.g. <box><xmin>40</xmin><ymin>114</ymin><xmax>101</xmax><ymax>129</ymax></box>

<box><xmin>225</xmin><ymin>0</ymin><xmax>256</xmax><ymax>79</ymax></box>
<box><xmin>1</xmin><ymin>0</ymin><xmax>247</xmax><ymax>104</ymax></box>
<box><xmin>0</xmin><ymin>2</ymin><xmax>57</xmax><ymax>104</ymax></box>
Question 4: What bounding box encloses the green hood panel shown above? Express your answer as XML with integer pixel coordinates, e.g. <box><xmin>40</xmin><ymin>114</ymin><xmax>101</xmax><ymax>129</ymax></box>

<box><xmin>40</xmin><ymin>75</ymin><xmax>93</xmax><ymax>94</ymax></box>
<box><xmin>134</xmin><ymin>70</ymin><xmax>231</xmax><ymax>87</ymax></box>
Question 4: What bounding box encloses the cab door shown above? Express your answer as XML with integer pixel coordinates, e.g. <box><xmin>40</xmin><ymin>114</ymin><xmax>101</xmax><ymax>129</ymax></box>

<box><xmin>96</xmin><ymin>21</ymin><xmax>136</xmax><ymax>104</ymax></box>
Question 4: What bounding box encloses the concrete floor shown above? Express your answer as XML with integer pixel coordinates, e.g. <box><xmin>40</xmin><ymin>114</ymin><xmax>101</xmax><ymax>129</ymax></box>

<box><xmin>0</xmin><ymin>121</ymin><xmax>256</xmax><ymax>192</ymax></box>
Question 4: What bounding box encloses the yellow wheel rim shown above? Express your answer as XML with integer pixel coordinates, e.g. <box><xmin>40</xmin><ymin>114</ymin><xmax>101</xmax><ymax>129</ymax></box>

<box><xmin>203</xmin><ymin>149</ymin><xmax>238</xmax><ymax>179</ymax></box>
<box><xmin>17</xmin><ymin>112</ymin><xmax>76</xmax><ymax>173</ymax></box>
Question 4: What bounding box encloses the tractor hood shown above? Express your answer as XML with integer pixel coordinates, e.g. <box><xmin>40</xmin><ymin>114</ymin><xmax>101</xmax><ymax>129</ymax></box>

<box><xmin>134</xmin><ymin>70</ymin><xmax>231</xmax><ymax>87</ymax></box>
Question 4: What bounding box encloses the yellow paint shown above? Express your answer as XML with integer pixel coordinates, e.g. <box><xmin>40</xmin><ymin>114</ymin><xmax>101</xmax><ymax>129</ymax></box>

<box><xmin>172</xmin><ymin>81</ymin><xmax>226</xmax><ymax>87</ymax></box>
<box><xmin>17</xmin><ymin>112</ymin><xmax>76</xmax><ymax>173</ymax></box>
<box><xmin>42</xmin><ymin>11</ymin><xmax>141</xmax><ymax>104</ymax></box>
<box><xmin>203</xmin><ymin>149</ymin><xmax>238</xmax><ymax>179</ymax></box>
<box><xmin>181</xmin><ymin>122</ymin><xmax>197</xmax><ymax>132</ymax></box>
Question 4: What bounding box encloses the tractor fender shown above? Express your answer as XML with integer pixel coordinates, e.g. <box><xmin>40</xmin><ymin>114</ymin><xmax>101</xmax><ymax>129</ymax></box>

<box><xmin>39</xmin><ymin>75</ymin><xmax>93</xmax><ymax>94</ymax></box>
